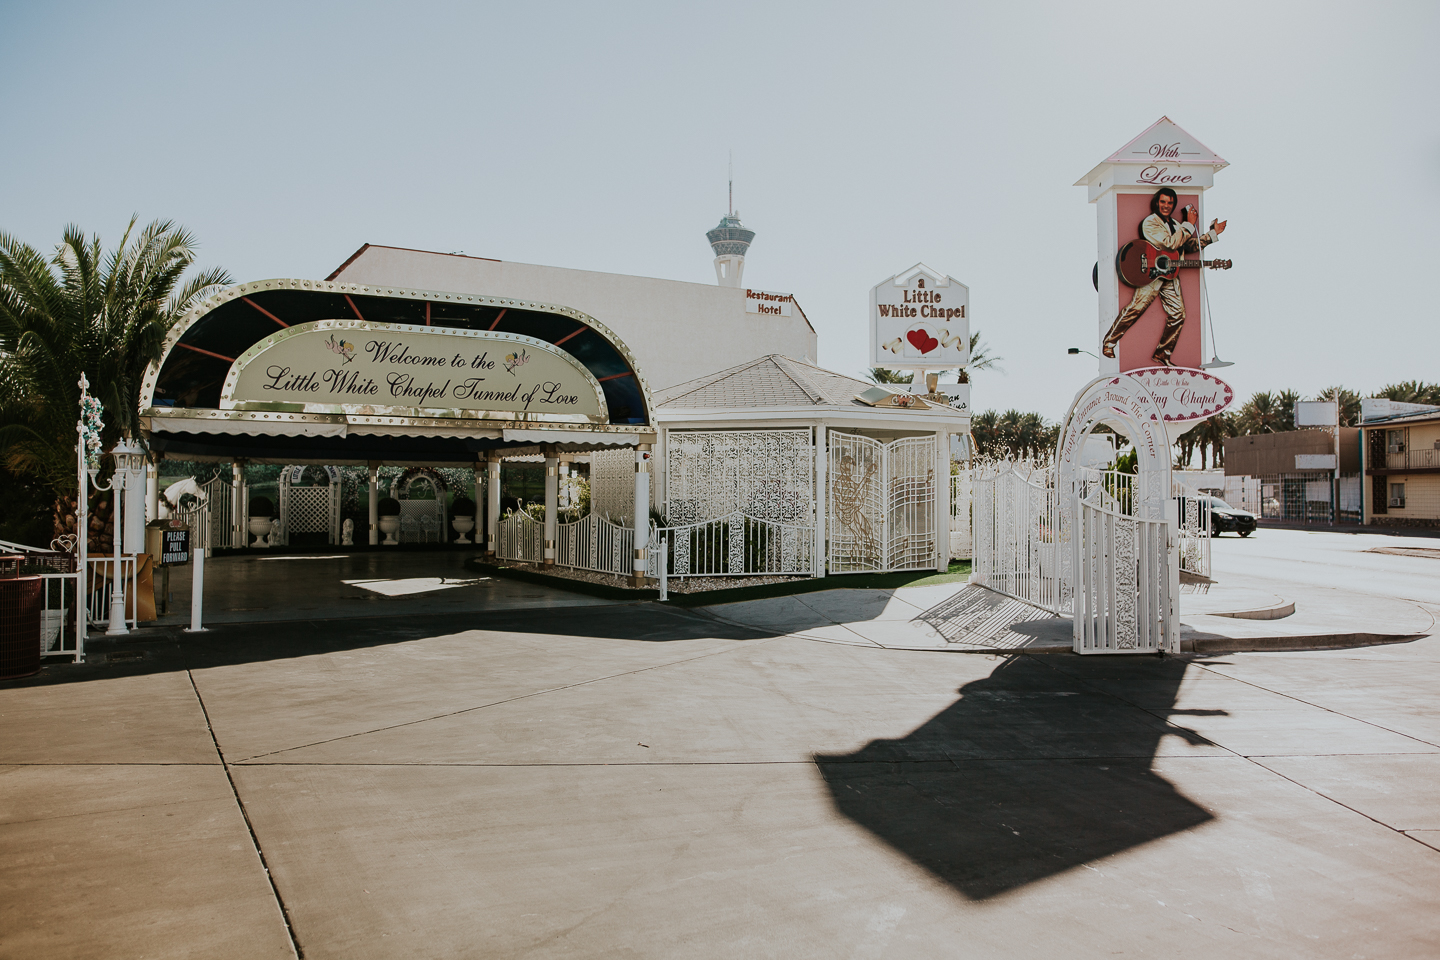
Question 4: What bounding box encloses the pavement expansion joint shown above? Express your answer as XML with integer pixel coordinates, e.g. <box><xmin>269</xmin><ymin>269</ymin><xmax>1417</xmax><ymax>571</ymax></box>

<box><xmin>187</xmin><ymin>671</ymin><xmax>303</xmax><ymax>959</ymax></box>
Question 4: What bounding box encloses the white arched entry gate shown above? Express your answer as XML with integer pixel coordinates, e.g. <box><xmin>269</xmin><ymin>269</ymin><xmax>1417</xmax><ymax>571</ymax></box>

<box><xmin>278</xmin><ymin>465</ymin><xmax>342</xmax><ymax>546</ymax></box>
<box><xmin>1056</xmin><ymin>375</ymin><xmax>1178</xmax><ymax>654</ymax></box>
<box><xmin>391</xmin><ymin>468</ymin><xmax>448</xmax><ymax>544</ymax></box>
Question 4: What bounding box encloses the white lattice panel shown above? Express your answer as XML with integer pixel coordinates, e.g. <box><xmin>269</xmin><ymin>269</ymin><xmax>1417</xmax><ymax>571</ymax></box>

<box><xmin>666</xmin><ymin>429</ymin><xmax>813</xmax><ymax>525</ymax></box>
<box><xmin>589</xmin><ymin>448</ymin><xmax>636</xmax><ymax>524</ymax></box>
<box><xmin>288</xmin><ymin>487</ymin><xmax>331</xmax><ymax>533</ymax></box>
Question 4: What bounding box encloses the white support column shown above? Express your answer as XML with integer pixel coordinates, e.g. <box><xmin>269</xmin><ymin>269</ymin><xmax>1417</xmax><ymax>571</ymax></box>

<box><xmin>231</xmin><ymin>461</ymin><xmax>244</xmax><ymax>549</ymax></box>
<box><xmin>367</xmin><ymin>464</ymin><xmax>379</xmax><ymax>546</ymax></box>
<box><xmin>814</xmin><ymin>425</ymin><xmax>827</xmax><ymax>577</ymax></box>
<box><xmin>146</xmin><ymin>459</ymin><xmax>160</xmax><ymax>522</ymax></box>
<box><xmin>487</xmin><ymin>455</ymin><xmax>501</xmax><ymax>556</ymax></box>
<box><xmin>543</xmin><ymin>447</ymin><xmax>558</xmax><ymax>566</ymax></box>
<box><xmin>473</xmin><ymin>463</ymin><xmax>484</xmax><ymax>537</ymax></box>
<box><xmin>632</xmin><ymin>444</ymin><xmax>651</xmax><ymax>587</ymax></box>
<box><xmin>935</xmin><ymin>431</ymin><xmax>949</xmax><ymax>572</ymax></box>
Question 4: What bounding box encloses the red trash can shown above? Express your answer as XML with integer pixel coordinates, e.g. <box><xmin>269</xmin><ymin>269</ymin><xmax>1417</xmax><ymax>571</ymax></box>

<box><xmin>0</xmin><ymin>576</ymin><xmax>43</xmax><ymax>680</ymax></box>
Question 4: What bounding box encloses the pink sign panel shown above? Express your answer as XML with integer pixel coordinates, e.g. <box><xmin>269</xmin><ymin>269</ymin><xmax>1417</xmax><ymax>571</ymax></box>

<box><xmin>1112</xmin><ymin>192</ymin><xmax>1203</xmax><ymax>372</ymax></box>
<box><xmin>1127</xmin><ymin>367</ymin><xmax>1234</xmax><ymax>422</ymax></box>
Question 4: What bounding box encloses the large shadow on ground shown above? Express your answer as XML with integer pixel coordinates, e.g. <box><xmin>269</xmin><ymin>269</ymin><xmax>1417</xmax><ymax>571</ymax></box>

<box><xmin>6</xmin><ymin>603</ymin><xmax>770</xmax><ymax>689</ymax></box>
<box><xmin>815</xmin><ymin>654</ymin><xmax>1220</xmax><ymax>900</ymax></box>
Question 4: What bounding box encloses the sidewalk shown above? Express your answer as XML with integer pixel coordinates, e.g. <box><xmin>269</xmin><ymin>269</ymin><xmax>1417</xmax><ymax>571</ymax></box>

<box><xmin>698</xmin><ymin>528</ymin><xmax>1438</xmax><ymax>653</ymax></box>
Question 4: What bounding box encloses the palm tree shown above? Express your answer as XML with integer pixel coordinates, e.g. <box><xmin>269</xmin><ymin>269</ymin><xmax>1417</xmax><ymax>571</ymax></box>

<box><xmin>1375</xmin><ymin>381</ymin><xmax>1440</xmax><ymax>406</ymax></box>
<box><xmin>1235</xmin><ymin>392</ymin><xmax>1282</xmax><ymax>435</ymax></box>
<box><xmin>1274</xmin><ymin>390</ymin><xmax>1299</xmax><ymax>432</ymax></box>
<box><xmin>0</xmin><ymin>218</ymin><xmax>230</xmax><ymax>499</ymax></box>
<box><xmin>866</xmin><ymin>367</ymin><xmax>914</xmax><ymax>385</ymax></box>
<box><xmin>1316</xmin><ymin>386</ymin><xmax>1361</xmax><ymax>426</ymax></box>
<box><xmin>1193</xmin><ymin>411</ymin><xmax>1234</xmax><ymax>468</ymax></box>
<box><xmin>868</xmin><ymin>329</ymin><xmax>1004</xmax><ymax>385</ymax></box>
<box><xmin>971</xmin><ymin>409</ymin><xmax>999</xmax><ymax>456</ymax></box>
<box><xmin>957</xmin><ymin>331</ymin><xmax>1003</xmax><ymax>384</ymax></box>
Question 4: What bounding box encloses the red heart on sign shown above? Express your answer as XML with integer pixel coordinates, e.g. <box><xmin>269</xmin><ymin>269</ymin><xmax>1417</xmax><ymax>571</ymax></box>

<box><xmin>906</xmin><ymin>329</ymin><xmax>939</xmax><ymax>354</ymax></box>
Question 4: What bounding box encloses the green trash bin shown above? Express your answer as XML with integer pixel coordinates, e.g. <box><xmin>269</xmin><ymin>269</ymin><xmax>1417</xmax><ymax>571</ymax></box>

<box><xmin>0</xmin><ymin>576</ymin><xmax>43</xmax><ymax>680</ymax></box>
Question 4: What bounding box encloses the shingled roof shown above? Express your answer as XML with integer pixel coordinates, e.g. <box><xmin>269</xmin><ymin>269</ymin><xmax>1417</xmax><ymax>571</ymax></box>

<box><xmin>656</xmin><ymin>355</ymin><xmax>883</xmax><ymax>410</ymax></box>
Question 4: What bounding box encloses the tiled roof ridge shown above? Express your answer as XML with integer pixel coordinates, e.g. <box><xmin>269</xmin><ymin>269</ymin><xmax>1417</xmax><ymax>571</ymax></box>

<box><xmin>769</xmin><ymin>356</ymin><xmax>826</xmax><ymax>405</ymax></box>
<box><xmin>655</xmin><ymin>355</ymin><xmax>778</xmax><ymax>405</ymax></box>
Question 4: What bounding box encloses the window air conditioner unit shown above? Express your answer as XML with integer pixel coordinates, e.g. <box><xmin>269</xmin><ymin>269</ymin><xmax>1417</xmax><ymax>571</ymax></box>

<box><xmin>1390</xmin><ymin>497</ymin><xmax>1406</xmax><ymax>508</ymax></box>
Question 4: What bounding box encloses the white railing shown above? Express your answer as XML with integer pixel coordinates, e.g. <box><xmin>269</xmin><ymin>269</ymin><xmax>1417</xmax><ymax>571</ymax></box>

<box><xmin>175</xmin><ymin>503</ymin><xmax>210</xmax><ymax>551</ymax></box>
<box><xmin>651</xmin><ymin>510</ymin><xmax>816</xmax><ymax>577</ymax></box>
<box><xmin>949</xmin><ymin>470</ymin><xmax>972</xmax><ymax>561</ymax></box>
<box><xmin>1073</xmin><ymin>492</ymin><xmax>1177</xmax><ymax>654</ymax></box>
<box><xmin>496</xmin><ymin>510</ymin><xmax>544</xmax><ymax>563</ymax></box>
<box><xmin>85</xmin><ymin>556</ymin><xmax>138</xmax><ymax>630</ymax></box>
<box><xmin>970</xmin><ymin>461</ymin><xmax>1068</xmax><ymax>615</ymax></box>
<box><xmin>1388</xmin><ymin>448</ymin><xmax>1439</xmax><ymax>470</ymax></box>
<box><xmin>1172</xmin><ymin>482</ymin><xmax>1213</xmax><ymax>580</ymax></box>
<box><xmin>556</xmin><ymin>513</ymin><xmax>635</xmax><ymax>576</ymax></box>
<box><xmin>39</xmin><ymin>572</ymin><xmax>82</xmax><ymax>660</ymax></box>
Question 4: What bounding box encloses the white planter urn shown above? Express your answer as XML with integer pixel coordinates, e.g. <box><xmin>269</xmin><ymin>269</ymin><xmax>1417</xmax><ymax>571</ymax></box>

<box><xmin>378</xmin><ymin>515</ymin><xmax>400</xmax><ymax>545</ymax></box>
<box><xmin>249</xmin><ymin>516</ymin><xmax>274</xmax><ymax>548</ymax></box>
<box><xmin>451</xmin><ymin>516</ymin><xmax>475</xmax><ymax>544</ymax></box>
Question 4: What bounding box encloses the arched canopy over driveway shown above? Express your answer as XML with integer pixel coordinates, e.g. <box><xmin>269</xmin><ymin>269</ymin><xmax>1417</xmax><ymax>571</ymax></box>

<box><xmin>140</xmin><ymin>278</ymin><xmax>654</xmax><ymax>464</ymax></box>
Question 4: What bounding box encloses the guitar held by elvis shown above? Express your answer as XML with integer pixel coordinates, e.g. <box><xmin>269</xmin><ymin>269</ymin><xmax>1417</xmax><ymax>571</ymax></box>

<box><xmin>1115</xmin><ymin>239</ymin><xmax>1232</xmax><ymax>288</ymax></box>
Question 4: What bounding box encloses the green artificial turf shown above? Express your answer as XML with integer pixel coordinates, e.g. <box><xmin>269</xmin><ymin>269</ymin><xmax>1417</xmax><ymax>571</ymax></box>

<box><xmin>464</xmin><ymin>557</ymin><xmax>971</xmax><ymax>607</ymax></box>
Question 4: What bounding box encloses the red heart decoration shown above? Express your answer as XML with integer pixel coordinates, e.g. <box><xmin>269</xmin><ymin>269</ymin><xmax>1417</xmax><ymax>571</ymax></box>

<box><xmin>906</xmin><ymin>329</ymin><xmax>939</xmax><ymax>354</ymax></box>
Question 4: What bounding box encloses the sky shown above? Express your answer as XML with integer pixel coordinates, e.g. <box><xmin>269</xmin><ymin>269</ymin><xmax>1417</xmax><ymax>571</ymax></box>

<box><xmin>2</xmin><ymin>0</ymin><xmax>1437</xmax><ymax>421</ymax></box>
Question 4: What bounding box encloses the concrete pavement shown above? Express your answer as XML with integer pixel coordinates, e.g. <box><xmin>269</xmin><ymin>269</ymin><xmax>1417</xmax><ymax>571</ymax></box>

<box><xmin>3</xmin><ymin>529</ymin><xmax>1440</xmax><ymax>957</ymax></box>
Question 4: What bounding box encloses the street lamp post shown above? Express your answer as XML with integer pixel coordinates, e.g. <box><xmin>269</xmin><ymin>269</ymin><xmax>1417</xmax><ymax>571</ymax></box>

<box><xmin>77</xmin><ymin>375</ymin><xmax>146</xmax><ymax>636</ymax></box>
<box><xmin>87</xmin><ymin>438</ymin><xmax>144</xmax><ymax>636</ymax></box>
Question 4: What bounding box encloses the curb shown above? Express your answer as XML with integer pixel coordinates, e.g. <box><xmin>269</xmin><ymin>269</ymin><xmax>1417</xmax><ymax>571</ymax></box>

<box><xmin>1180</xmin><ymin>633</ymin><xmax>1423</xmax><ymax>654</ymax></box>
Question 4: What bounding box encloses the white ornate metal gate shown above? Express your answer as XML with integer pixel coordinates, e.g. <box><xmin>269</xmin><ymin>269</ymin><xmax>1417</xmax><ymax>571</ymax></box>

<box><xmin>1073</xmin><ymin>489</ymin><xmax>1177</xmax><ymax>654</ymax></box>
<box><xmin>197</xmin><ymin>475</ymin><xmax>235</xmax><ymax>549</ymax></box>
<box><xmin>497</xmin><ymin>510</ymin><xmax>544</xmax><ymax>562</ymax></box>
<box><xmin>556</xmin><ymin>513</ymin><xmax>634</xmax><ymax>575</ymax></box>
<box><xmin>970</xmin><ymin>461</ymin><xmax>1067</xmax><ymax>614</ymax></box>
<box><xmin>827</xmin><ymin>433</ymin><xmax>938</xmax><ymax>574</ymax></box>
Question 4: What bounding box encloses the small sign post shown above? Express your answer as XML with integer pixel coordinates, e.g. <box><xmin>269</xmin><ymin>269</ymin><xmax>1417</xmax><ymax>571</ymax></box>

<box><xmin>161</xmin><ymin>529</ymin><xmax>190</xmax><ymax>565</ymax></box>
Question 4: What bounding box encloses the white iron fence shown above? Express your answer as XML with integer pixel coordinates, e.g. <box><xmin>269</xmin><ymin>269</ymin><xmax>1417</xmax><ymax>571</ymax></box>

<box><xmin>949</xmin><ymin>471</ymin><xmax>972</xmax><ymax>561</ymax></box>
<box><xmin>557</xmin><ymin>513</ymin><xmax>635</xmax><ymax>576</ymax></box>
<box><xmin>650</xmin><ymin>511</ymin><xmax>816</xmax><ymax>578</ymax></box>
<box><xmin>970</xmin><ymin>461</ymin><xmax>1068</xmax><ymax>615</ymax></box>
<box><xmin>85</xmin><ymin>556</ymin><xmax>138</xmax><ymax>631</ymax></box>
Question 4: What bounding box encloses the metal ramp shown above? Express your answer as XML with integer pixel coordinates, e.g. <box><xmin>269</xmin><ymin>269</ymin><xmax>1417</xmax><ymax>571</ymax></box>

<box><xmin>917</xmin><ymin>583</ymin><xmax>1065</xmax><ymax>650</ymax></box>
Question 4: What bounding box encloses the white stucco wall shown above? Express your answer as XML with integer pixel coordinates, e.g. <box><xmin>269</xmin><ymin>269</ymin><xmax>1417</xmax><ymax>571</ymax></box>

<box><xmin>328</xmin><ymin>246</ymin><xmax>818</xmax><ymax>392</ymax></box>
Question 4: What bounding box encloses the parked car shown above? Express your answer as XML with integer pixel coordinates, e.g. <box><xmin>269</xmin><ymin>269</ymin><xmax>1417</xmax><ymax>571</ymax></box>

<box><xmin>1205</xmin><ymin>496</ymin><xmax>1257</xmax><ymax>537</ymax></box>
<box><xmin>1175</xmin><ymin>495</ymin><xmax>1259</xmax><ymax>537</ymax></box>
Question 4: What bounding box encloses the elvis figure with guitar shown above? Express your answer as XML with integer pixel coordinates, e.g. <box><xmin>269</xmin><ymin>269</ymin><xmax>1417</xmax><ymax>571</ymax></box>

<box><xmin>1102</xmin><ymin>187</ymin><xmax>1228</xmax><ymax>365</ymax></box>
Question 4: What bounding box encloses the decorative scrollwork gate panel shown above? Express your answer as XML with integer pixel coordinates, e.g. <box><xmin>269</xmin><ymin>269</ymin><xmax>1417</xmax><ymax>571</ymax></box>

<box><xmin>827</xmin><ymin>433</ymin><xmax>939</xmax><ymax>574</ymax></box>
<box><xmin>665</xmin><ymin>429</ymin><xmax>813</xmax><ymax>525</ymax></box>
